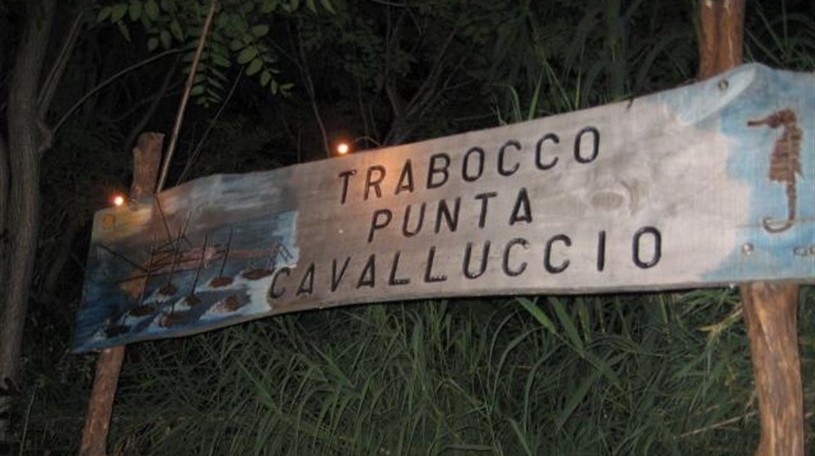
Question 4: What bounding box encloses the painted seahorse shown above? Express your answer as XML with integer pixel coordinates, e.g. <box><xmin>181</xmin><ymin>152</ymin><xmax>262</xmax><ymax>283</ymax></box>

<box><xmin>747</xmin><ymin>108</ymin><xmax>802</xmax><ymax>233</ymax></box>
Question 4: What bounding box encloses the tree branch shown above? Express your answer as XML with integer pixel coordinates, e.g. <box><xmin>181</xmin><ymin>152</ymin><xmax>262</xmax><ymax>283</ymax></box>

<box><xmin>295</xmin><ymin>24</ymin><xmax>330</xmax><ymax>158</ymax></box>
<box><xmin>156</xmin><ymin>0</ymin><xmax>219</xmax><ymax>192</ymax></box>
<box><xmin>52</xmin><ymin>48</ymin><xmax>183</xmax><ymax>135</ymax></box>
<box><xmin>37</xmin><ymin>2</ymin><xmax>87</xmax><ymax>123</ymax></box>
<box><xmin>176</xmin><ymin>70</ymin><xmax>242</xmax><ymax>184</ymax></box>
<box><xmin>122</xmin><ymin>55</ymin><xmax>180</xmax><ymax>154</ymax></box>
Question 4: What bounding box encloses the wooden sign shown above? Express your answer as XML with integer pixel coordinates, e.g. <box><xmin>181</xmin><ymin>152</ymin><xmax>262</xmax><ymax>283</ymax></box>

<box><xmin>73</xmin><ymin>64</ymin><xmax>814</xmax><ymax>352</ymax></box>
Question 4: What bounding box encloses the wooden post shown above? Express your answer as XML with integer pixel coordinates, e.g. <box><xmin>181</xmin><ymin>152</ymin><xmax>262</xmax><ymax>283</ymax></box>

<box><xmin>698</xmin><ymin>2</ymin><xmax>804</xmax><ymax>455</ymax></box>
<box><xmin>698</xmin><ymin>0</ymin><xmax>744</xmax><ymax>78</ymax></box>
<box><xmin>741</xmin><ymin>283</ymin><xmax>804</xmax><ymax>455</ymax></box>
<box><xmin>79</xmin><ymin>5</ymin><xmax>216</xmax><ymax>451</ymax></box>
<box><xmin>79</xmin><ymin>132</ymin><xmax>163</xmax><ymax>456</ymax></box>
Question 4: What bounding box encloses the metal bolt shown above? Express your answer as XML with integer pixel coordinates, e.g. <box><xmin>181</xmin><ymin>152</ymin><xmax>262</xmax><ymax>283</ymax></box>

<box><xmin>742</xmin><ymin>242</ymin><xmax>754</xmax><ymax>255</ymax></box>
<box><xmin>718</xmin><ymin>79</ymin><xmax>729</xmax><ymax>91</ymax></box>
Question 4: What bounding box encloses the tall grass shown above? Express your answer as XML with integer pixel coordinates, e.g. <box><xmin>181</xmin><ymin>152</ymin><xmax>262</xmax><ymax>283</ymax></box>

<box><xmin>21</xmin><ymin>290</ymin><xmax>814</xmax><ymax>454</ymax></box>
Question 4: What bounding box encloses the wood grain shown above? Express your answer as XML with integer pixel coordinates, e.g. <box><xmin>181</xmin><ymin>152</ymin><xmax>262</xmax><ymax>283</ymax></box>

<box><xmin>741</xmin><ymin>282</ymin><xmax>804</xmax><ymax>456</ymax></box>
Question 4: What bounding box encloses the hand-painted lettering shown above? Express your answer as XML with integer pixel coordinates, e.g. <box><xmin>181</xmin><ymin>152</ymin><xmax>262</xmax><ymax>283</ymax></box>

<box><xmin>633</xmin><ymin>226</ymin><xmax>661</xmax><ymax>269</ymax></box>
<box><xmin>502</xmin><ymin>238</ymin><xmax>528</xmax><ymax>277</ymax></box>
<box><xmin>338</xmin><ymin>170</ymin><xmax>357</xmax><ymax>205</ymax></box>
<box><xmin>365</xmin><ymin>165</ymin><xmax>386</xmax><ymax>200</ymax></box>
<box><xmin>462</xmin><ymin>147</ymin><xmax>485</xmax><ymax>182</ymax></box>
<box><xmin>498</xmin><ymin>140</ymin><xmax>521</xmax><ymax>176</ymax></box>
<box><xmin>427</xmin><ymin>153</ymin><xmax>451</xmax><ymax>189</ymax></box>
<box><xmin>544</xmin><ymin>234</ymin><xmax>571</xmax><ymax>273</ymax></box>
<box><xmin>368</xmin><ymin>209</ymin><xmax>393</xmax><ymax>243</ymax></box>
<box><xmin>463</xmin><ymin>241</ymin><xmax>490</xmax><ymax>279</ymax></box>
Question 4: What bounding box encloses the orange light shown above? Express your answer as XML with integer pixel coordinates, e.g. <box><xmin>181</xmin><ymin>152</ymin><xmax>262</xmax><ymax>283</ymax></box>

<box><xmin>336</xmin><ymin>142</ymin><xmax>350</xmax><ymax>155</ymax></box>
<box><xmin>112</xmin><ymin>194</ymin><xmax>125</xmax><ymax>207</ymax></box>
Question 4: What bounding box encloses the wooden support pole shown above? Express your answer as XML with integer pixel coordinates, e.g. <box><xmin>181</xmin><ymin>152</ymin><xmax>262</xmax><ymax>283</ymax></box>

<box><xmin>79</xmin><ymin>132</ymin><xmax>163</xmax><ymax>456</ymax></box>
<box><xmin>741</xmin><ymin>283</ymin><xmax>804</xmax><ymax>456</ymax></box>
<box><xmin>698</xmin><ymin>0</ymin><xmax>744</xmax><ymax>78</ymax></box>
<box><xmin>698</xmin><ymin>2</ymin><xmax>804</xmax><ymax>455</ymax></box>
<box><xmin>79</xmin><ymin>5</ymin><xmax>216</xmax><ymax>452</ymax></box>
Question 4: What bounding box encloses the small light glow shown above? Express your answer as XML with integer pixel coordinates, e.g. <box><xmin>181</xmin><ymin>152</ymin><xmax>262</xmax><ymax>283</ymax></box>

<box><xmin>112</xmin><ymin>194</ymin><xmax>125</xmax><ymax>207</ymax></box>
<box><xmin>336</xmin><ymin>142</ymin><xmax>350</xmax><ymax>155</ymax></box>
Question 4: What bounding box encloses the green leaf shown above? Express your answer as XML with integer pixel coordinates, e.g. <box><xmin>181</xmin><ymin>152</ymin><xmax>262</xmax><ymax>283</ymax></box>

<box><xmin>97</xmin><ymin>6</ymin><xmax>112</xmax><ymax>22</ymax></box>
<box><xmin>212</xmin><ymin>53</ymin><xmax>231</xmax><ymax>68</ymax></box>
<box><xmin>206</xmin><ymin>88</ymin><xmax>223</xmax><ymax>101</ymax></box>
<box><xmin>209</xmin><ymin>67</ymin><xmax>227</xmax><ymax>81</ymax></box>
<box><xmin>555</xmin><ymin>368</ymin><xmax>602</xmax><ymax>431</ymax></box>
<box><xmin>319</xmin><ymin>0</ymin><xmax>336</xmax><ymax>14</ymax></box>
<box><xmin>206</xmin><ymin>77</ymin><xmax>224</xmax><ymax>91</ymax></box>
<box><xmin>117</xmin><ymin>20</ymin><xmax>131</xmax><ymax>41</ymax></box>
<box><xmin>260</xmin><ymin>0</ymin><xmax>278</xmax><ymax>13</ymax></box>
<box><xmin>147</xmin><ymin>36</ymin><xmax>159</xmax><ymax>51</ymax></box>
<box><xmin>251</xmin><ymin>24</ymin><xmax>270</xmax><ymax>38</ymax></box>
<box><xmin>508</xmin><ymin>418</ymin><xmax>535</xmax><ymax>456</ymax></box>
<box><xmin>240</xmin><ymin>2</ymin><xmax>255</xmax><ymax>14</ymax></box>
<box><xmin>170</xmin><ymin>20</ymin><xmax>184</xmax><ymax>41</ymax></box>
<box><xmin>160</xmin><ymin>0</ymin><xmax>176</xmax><ymax>13</ymax></box>
<box><xmin>553</xmin><ymin>298</ymin><xmax>584</xmax><ymax>352</ymax></box>
<box><xmin>190</xmin><ymin>84</ymin><xmax>205</xmax><ymax>96</ymax></box>
<box><xmin>110</xmin><ymin>4</ymin><xmax>128</xmax><ymax>22</ymax></box>
<box><xmin>210</xmin><ymin>38</ymin><xmax>227</xmax><ymax>53</ymax></box>
<box><xmin>237</xmin><ymin>46</ymin><xmax>258</xmax><ymax>65</ymax></box>
<box><xmin>517</xmin><ymin>297</ymin><xmax>557</xmax><ymax>336</ymax></box>
<box><xmin>260</xmin><ymin>70</ymin><xmax>271</xmax><ymax>87</ymax></box>
<box><xmin>246</xmin><ymin>58</ymin><xmax>263</xmax><ymax>76</ymax></box>
<box><xmin>128</xmin><ymin>1</ymin><xmax>143</xmax><ymax>21</ymax></box>
<box><xmin>283</xmin><ymin>0</ymin><xmax>299</xmax><ymax>12</ymax></box>
<box><xmin>305</xmin><ymin>0</ymin><xmax>316</xmax><ymax>13</ymax></box>
<box><xmin>145</xmin><ymin>0</ymin><xmax>160</xmax><ymax>20</ymax></box>
<box><xmin>229</xmin><ymin>39</ymin><xmax>244</xmax><ymax>51</ymax></box>
<box><xmin>160</xmin><ymin>30</ymin><xmax>171</xmax><ymax>49</ymax></box>
<box><xmin>280</xmin><ymin>83</ymin><xmax>293</xmax><ymax>96</ymax></box>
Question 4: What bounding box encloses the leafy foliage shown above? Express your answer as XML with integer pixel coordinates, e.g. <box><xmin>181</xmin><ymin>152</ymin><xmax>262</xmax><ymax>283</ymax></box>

<box><xmin>97</xmin><ymin>0</ymin><xmax>334</xmax><ymax>105</ymax></box>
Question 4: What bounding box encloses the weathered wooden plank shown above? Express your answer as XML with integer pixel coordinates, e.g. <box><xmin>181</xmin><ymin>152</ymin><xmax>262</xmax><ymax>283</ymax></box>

<box><xmin>73</xmin><ymin>64</ymin><xmax>815</xmax><ymax>352</ymax></box>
